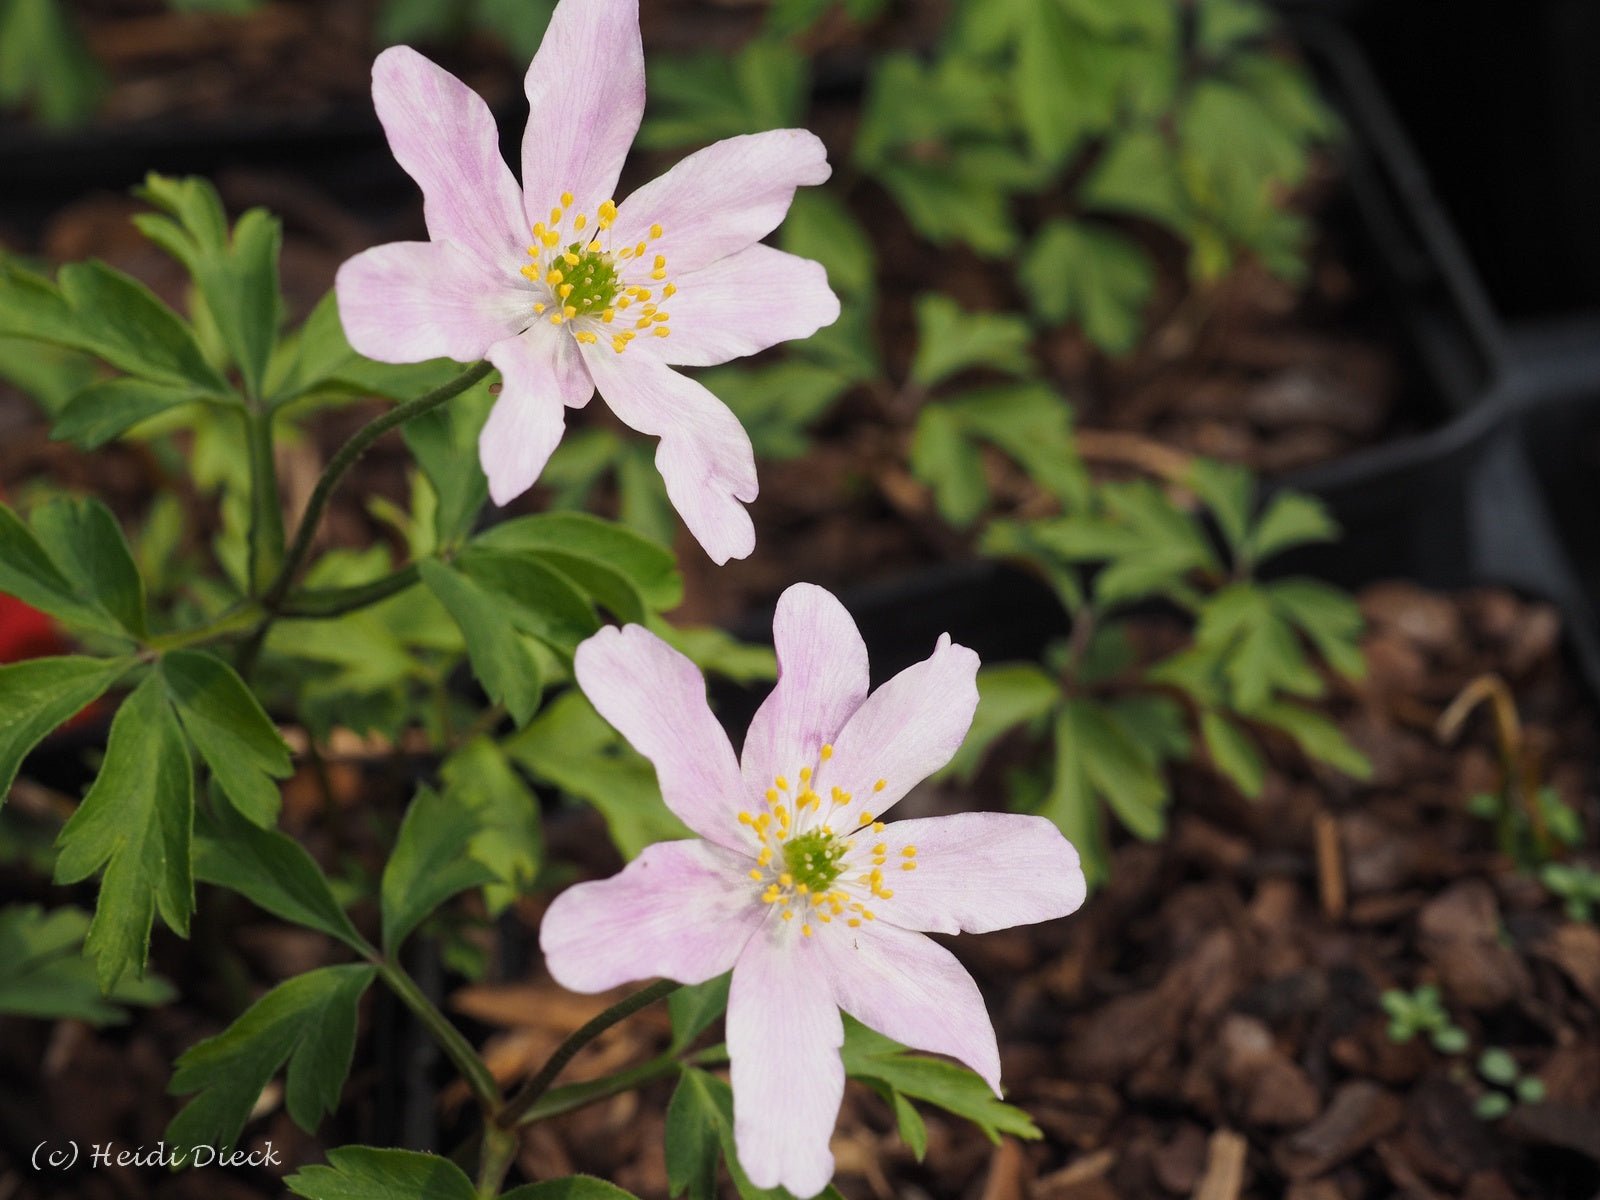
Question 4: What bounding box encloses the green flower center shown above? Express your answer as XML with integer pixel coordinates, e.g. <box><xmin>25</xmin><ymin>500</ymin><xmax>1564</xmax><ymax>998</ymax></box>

<box><xmin>552</xmin><ymin>242</ymin><xmax>620</xmax><ymax>316</ymax></box>
<box><xmin>782</xmin><ymin>829</ymin><xmax>847</xmax><ymax>894</ymax></box>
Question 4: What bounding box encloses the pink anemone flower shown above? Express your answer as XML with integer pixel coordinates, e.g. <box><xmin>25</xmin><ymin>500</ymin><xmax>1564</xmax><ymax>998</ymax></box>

<box><xmin>540</xmin><ymin>583</ymin><xmax>1087</xmax><ymax>1196</ymax></box>
<box><xmin>334</xmin><ymin>0</ymin><xmax>840</xmax><ymax>563</ymax></box>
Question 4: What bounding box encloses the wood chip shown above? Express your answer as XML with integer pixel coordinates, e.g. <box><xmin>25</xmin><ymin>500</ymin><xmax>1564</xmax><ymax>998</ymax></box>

<box><xmin>1192</xmin><ymin>1129</ymin><xmax>1248</xmax><ymax>1200</ymax></box>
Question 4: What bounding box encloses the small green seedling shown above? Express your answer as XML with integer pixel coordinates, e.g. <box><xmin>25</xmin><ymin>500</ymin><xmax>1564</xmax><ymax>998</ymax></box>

<box><xmin>1540</xmin><ymin>863</ymin><xmax>1600</xmax><ymax>923</ymax></box>
<box><xmin>1474</xmin><ymin>1048</ymin><xmax>1546</xmax><ymax>1120</ymax></box>
<box><xmin>1381</xmin><ymin>985</ymin><xmax>1468</xmax><ymax>1054</ymax></box>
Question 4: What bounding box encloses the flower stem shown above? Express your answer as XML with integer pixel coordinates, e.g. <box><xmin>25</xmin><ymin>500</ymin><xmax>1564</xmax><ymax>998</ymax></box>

<box><xmin>510</xmin><ymin>1043</ymin><xmax>729</xmax><ymax>1126</ymax></box>
<box><xmin>245</xmin><ymin>407</ymin><xmax>286</xmax><ymax>595</ymax></box>
<box><xmin>373</xmin><ymin>956</ymin><xmax>502</xmax><ymax>1116</ymax></box>
<box><xmin>475</xmin><ymin>1124</ymin><xmax>519</xmax><ymax>1198</ymax></box>
<box><xmin>496</xmin><ymin>979</ymin><xmax>681</xmax><ymax>1129</ymax></box>
<box><xmin>261</xmin><ymin>360</ymin><xmax>493</xmax><ymax>611</ymax></box>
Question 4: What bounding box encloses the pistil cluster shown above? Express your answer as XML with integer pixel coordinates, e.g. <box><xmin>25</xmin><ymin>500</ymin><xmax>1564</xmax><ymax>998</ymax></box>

<box><xmin>736</xmin><ymin>745</ymin><xmax>919</xmax><ymax>939</ymax></box>
<box><xmin>517</xmin><ymin>192</ymin><xmax>676</xmax><ymax>354</ymax></box>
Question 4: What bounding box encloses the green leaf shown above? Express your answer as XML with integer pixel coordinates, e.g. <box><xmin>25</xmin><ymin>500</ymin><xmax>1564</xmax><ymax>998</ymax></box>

<box><xmin>1478</xmin><ymin>1048</ymin><xmax>1519</xmax><ymax>1087</ymax></box>
<box><xmin>52</xmin><ymin>377</ymin><xmax>202</xmax><ymax>449</ymax></box>
<box><xmin>910</xmin><ymin>404</ymin><xmax>989</xmax><ymax>527</ymax></box>
<box><xmin>419</xmin><ymin>558</ymin><xmax>546</xmax><ymax>725</ymax></box>
<box><xmin>1253</xmin><ymin>702</ymin><xmax>1371</xmax><ymax>780</ymax></box>
<box><xmin>0</xmin><ymin>0</ymin><xmax>103</xmax><ymax>126</ymax></box>
<box><xmin>504</xmin><ymin>690</ymin><xmax>692</xmax><ymax>858</ymax></box>
<box><xmin>1020</xmin><ymin>221</ymin><xmax>1154</xmax><ymax>354</ymax></box>
<box><xmin>780</xmin><ymin>190</ymin><xmax>876</xmax><ymax>300</ymax></box>
<box><xmin>288</xmin><ymin>1148</ymin><xmax>476</xmax><ymax>1200</ymax></box>
<box><xmin>890</xmin><ymin>1088</ymin><xmax>929</xmax><ymax>1159</ymax></box>
<box><xmin>1200</xmin><ymin>710</ymin><xmax>1265</xmax><ymax>797</ymax></box>
<box><xmin>403</xmin><ymin>380</ymin><xmax>494</xmax><ymax>550</ymax></box>
<box><xmin>1</xmin><ymin>260</ymin><xmax>229</xmax><ymax>392</ymax></box>
<box><xmin>198</xmin><ymin>209</ymin><xmax>282</xmax><ymax>400</ymax></box>
<box><xmin>1079</xmin><ymin>128</ymin><xmax>1191</xmax><ymax>233</ymax></box>
<box><xmin>441</xmin><ymin>736</ymin><xmax>544</xmax><ymax>915</ymax></box>
<box><xmin>0</xmin><ymin>656</ymin><xmax>129</xmax><ymax>804</ymax></box>
<box><xmin>1249</xmin><ymin>491</ymin><xmax>1338</xmax><ymax>561</ymax></box>
<box><xmin>170</xmin><ymin>963</ymin><xmax>378</xmax><ymax>1153</ymax></box>
<box><xmin>946</xmin><ymin>383</ymin><xmax>1091</xmax><ymax>509</ymax></box>
<box><xmin>28</xmin><ymin>497</ymin><xmax>147</xmax><ymax>637</ymax></box>
<box><xmin>1186</xmin><ymin>459</ymin><xmax>1255</xmax><ymax>556</ymax></box>
<box><xmin>701</xmin><ymin>360</ymin><xmax>852</xmax><ymax>462</ymax></box>
<box><xmin>194</xmin><ymin>801</ymin><xmax>366</xmax><ymax>951</ymax></box>
<box><xmin>668</xmin><ymin>973</ymin><xmax>731</xmax><ymax>1055</ymax></box>
<box><xmin>666</xmin><ymin>1068</ymin><xmax>724</xmax><ymax>1200</ymax></box>
<box><xmin>504</xmin><ymin>1180</ymin><xmax>644</xmax><ymax>1200</ymax></box>
<box><xmin>1196</xmin><ymin>0</ymin><xmax>1271</xmax><ymax>52</ymax></box>
<box><xmin>910</xmin><ymin>294</ymin><xmax>1033</xmax><ymax>388</ymax></box>
<box><xmin>1062</xmin><ymin>698</ymin><xmax>1169</xmax><ymax>841</ymax></box>
<box><xmin>941</xmin><ymin>663</ymin><xmax>1059</xmax><ymax>783</ymax></box>
<box><xmin>0</xmin><ymin>904</ymin><xmax>174</xmax><ymax>1024</ymax></box>
<box><xmin>455</xmin><ymin>547</ymin><xmax>602</xmax><ymax>649</ymax></box>
<box><xmin>842</xmin><ymin>1017</ymin><xmax>1040</xmax><ymax>1143</ymax></box>
<box><xmin>641</xmin><ymin>40</ymin><xmax>809</xmax><ymax>151</ymax></box>
<box><xmin>475</xmin><ymin>512</ymin><xmax>683</xmax><ymax>618</ymax></box>
<box><xmin>53</xmin><ymin>673</ymin><xmax>194</xmax><ymax>990</ymax></box>
<box><xmin>162</xmin><ymin>650</ymin><xmax>290</xmax><ymax>827</ymax></box>
<box><xmin>380</xmin><ymin>785</ymin><xmax>499</xmax><ymax>954</ymax></box>
<box><xmin>1269</xmin><ymin>579</ymin><xmax>1366</xmax><ymax>681</ymax></box>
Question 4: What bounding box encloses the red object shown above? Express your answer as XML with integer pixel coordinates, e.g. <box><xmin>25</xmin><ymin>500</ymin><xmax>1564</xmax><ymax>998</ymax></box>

<box><xmin>0</xmin><ymin>593</ymin><xmax>67</xmax><ymax>662</ymax></box>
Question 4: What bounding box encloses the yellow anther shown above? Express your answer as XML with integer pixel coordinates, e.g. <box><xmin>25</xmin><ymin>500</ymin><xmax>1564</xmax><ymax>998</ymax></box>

<box><xmin>820</xmin><ymin>744</ymin><xmax>833</xmax><ymax>760</ymax></box>
<box><xmin>654</xmin><ymin>254</ymin><xmax>666</xmax><ymax>269</ymax></box>
<box><xmin>611</xmin><ymin>336</ymin><xmax>628</xmax><ymax>353</ymax></box>
<box><xmin>599</xmin><ymin>199</ymin><xmax>617</xmax><ymax>221</ymax></box>
<box><xmin>602</xmin><ymin>309</ymin><xmax>615</xmax><ymax>323</ymax></box>
<box><xmin>546</xmin><ymin>268</ymin><xmax>564</xmax><ymax>285</ymax></box>
<box><xmin>872</xmin><ymin>844</ymin><xmax>886</xmax><ymax>856</ymax></box>
<box><xmin>819</xmin><ymin>914</ymin><xmax>832</xmax><ymax>924</ymax></box>
<box><xmin>649</xmin><ymin>223</ymin><xmax>663</xmax><ymax>239</ymax></box>
<box><xmin>757</xmin><ymin>848</ymin><xmax>772</xmax><ymax>866</ymax></box>
<box><xmin>587</xmin><ymin>240</ymin><xmax>602</xmax><ymax>252</ymax></box>
<box><xmin>796</xmin><ymin>883</ymin><xmax>809</xmax><ymax>895</ymax></box>
<box><xmin>532</xmin><ymin>302</ymin><xmax>547</xmax><ymax>314</ymax></box>
<box><xmin>774</xmin><ymin>805</ymin><xmax>788</xmax><ymax>822</ymax></box>
<box><xmin>902</xmin><ymin>846</ymin><xmax>917</xmax><ymax>857</ymax></box>
<box><xmin>550</xmin><ymin>207</ymin><xmax>564</xmax><ymax>225</ymax></box>
<box><xmin>617</xmin><ymin>296</ymin><xmax>632</xmax><ymax>309</ymax></box>
<box><xmin>779</xmin><ymin>873</ymin><xmax>793</xmax><ymax>887</ymax></box>
<box><xmin>652</xmin><ymin>311</ymin><xmax>671</xmax><ymax>323</ymax></box>
<box><xmin>559</xmin><ymin>284</ymin><xmax>574</xmax><ymax>299</ymax></box>
<box><xmin>776</xmin><ymin>776</ymin><xmax>790</xmax><ymax>791</ymax></box>
<box><xmin>575</xmin><ymin>331</ymin><xmax>598</xmax><ymax>344</ymax></box>
<box><xmin>651</xmin><ymin>269</ymin><xmax>667</xmax><ymax>280</ymax></box>
<box><xmin>526</xmin><ymin>245</ymin><xmax>538</xmax><ymax>256</ymax></box>
<box><xmin>858</xmin><ymin>812</ymin><xmax>874</xmax><ymax>826</ymax></box>
<box><xmin>765</xmin><ymin>789</ymin><xmax>778</xmax><ymax>804</ymax></box>
<box><xmin>848</xmin><ymin>918</ymin><xmax>861</xmax><ymax>927</ymax></box>
<box><xmin>873</xmin><ymin>821</ymin><xmax>885</xmax><ymax>832</ymax></box>
<box><xmin>738</xmin><ymin>812</ymin><xmax>754</xmax><ymax>825</ymax></box>
<box><xmin>542</xmin><ymin>230</ymin><xmax>559</xmax><ymax>247</ymax></box>
<box><xmin>782</xmin><ymin>911</ymin><xmax>794</xmax><ymax>922</ymax></box>
<box><xmin>902</xmin><ymin>862</ymin><xmax>917</xmax><ymax>871</ymax></box>
<box><xmin>563</xmin><ymin>305</ymin><xmax>577</xmax><ymax>319</ymax></box>
<box><xmin>879</xmin><ymin>889</ymin><xmax>894</xmax><ymax>899</ymax></box>
<box><xmin>654</xmin><ymin>326</ymin><xmax>671</xmax><ymax>337</ymax></box>
<box><xmin>560</xmin><ymin>191</ymin><xmax>574</xmax><ymax>207</ymax></box>
<box><xmin>574</xmin><ymin>213</ymin><xmax>588</xmax><ymax>231</ymax></box>
<box><xmin>618</xmin><ymin>247</ymin><xmax>633</xmax><ymax>259</ymax></box>
<box><xmin>873</xmin><ymin>779</ymin><xmax>887</xmax><ymax>792</ymax></box>
<box><xmin>748</xmin><ymin>869</ymin><xmax>762</xmax><ymax>880</ymax></box>
<box><xmin>562</xmin><ymin>252</ymin><xmax>580</xmax><ymax>266</ymax></box>
<box><xmin>532</xmin><ymin>222</ymin><xmax>546</xmax><ymax>236</ymax></box>
<box><xmin>801</xmin><ymin>925</ymin><xmax>813</xmax><ymax>938</ymax></box>
<box><xmin>549</xmin><ymin>313</ymin><xmax>564</xmax><ymax>325</ymax></box>
<box><xmin>635</xmin><ymin>241</ymin><xmax>647</xmax><ymax>256</ymax></box>
<box><xmin>755</xmin><ymin>812</ymin><xmax>771</xmax><ymax>829</ymax></box>
<box><xmin>662</xmin><ymin>282</ymin><xmax>678</xmax><ymax>299</ymax></box>
<box><xmin>640</xmin><ymin>304</ymin><xmax>657</xmax><ymax>316</ymax></box>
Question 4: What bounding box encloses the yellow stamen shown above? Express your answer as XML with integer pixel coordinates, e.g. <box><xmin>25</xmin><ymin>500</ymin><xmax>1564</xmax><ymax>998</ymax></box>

<box><xmin>873</xmin><ymin>779</ymin><xmax>887</xmax><ymax>792</ymax></box>
<box><xmin>649</xmin><ymin>223</ymin><xmax>663</xmax><ymax>239</ymax></box>
<box><xmin>654</xmin><ymin>326</ymin><xmax>671</xmax><ymax>337</ymax></box>
<box><xmin>560</xmin><ymin>191</ymin><xmax>574</xmax><ymax>207</ymax></box>
<box><xmin>801</xmin><ymin>925</ymin><xmax>813</xmax><ymax>938</ymax></box>
<box><xmin>748</xmin><ymin>869</ymin><xmax>763</xmax><ymax>880</ymax></box>
<box><xmin>574</xmin><ymin>213</ymin><xmax>588</xmax><ymax>231</ymax></box>
<box><xmin>820</xmin><ymin>743</ymin><xmax>833</xmax><ymax>760</ymax></box>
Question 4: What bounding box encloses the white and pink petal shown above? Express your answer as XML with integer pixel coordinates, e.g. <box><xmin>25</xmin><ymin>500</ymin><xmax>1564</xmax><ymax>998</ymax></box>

<box><xmin>335</xmin><ymin>240</ymin><xmax>530</xmax><ymax>365</ymax></box>
<box><xmin>613</xmin><ymin>130</ymin><xmax>831</xmax><ymax>278</ymax></box>
<box><xmin>581</xmin><ymin>347</ymin><xmax>757</xmax><ymax>564</ymax></box>
<box><xmin>869</xmin><ymin>813</ymin><xmax>1087</xmax><ymax>936</ymax></box>
<box><xmin>728</xmin><ymin>924</ymin><xmax>843</xmax><ymax>1197</ymax></box>
<box><xmin>814</xmin><ymin>918</ymin><xmax>1001</xmax><ymax>1093</ymax></box>
<box><xmin>740</xmin><ymin>583</ymin><xmax>868</xmax><ymax>797</ymax></box>
<box><xmin>639</xmin><ymin>245</ymin><xmax>840</xmax><ymax>368</ymax></box>
<box><xmin>821</xmin><ymin>634</ymin><xmax>980</xmax><ymax>819</ymax></box>
<box><xmin>478</xmin><ymin>320</ymin><xmax>594</xmax><ymax>505</ymax></box>
<box><xmin>574</xmin><ymin>624</ymin><xmax>747</xmax><ymax>850</ymax></box>
<box><xmin>371</xmin><ymin>47</ymin><xmax>528</xmax><ymax>270</ymax></box>
<box><xmin>539</xmin><ymin>839</ymin><xmax>765</xmax><ymax>992</ymax></box>
<box><xmin>521</xmin><ymin>0</ymin><xmax>646</xmax><ymax>232</ymax></box>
